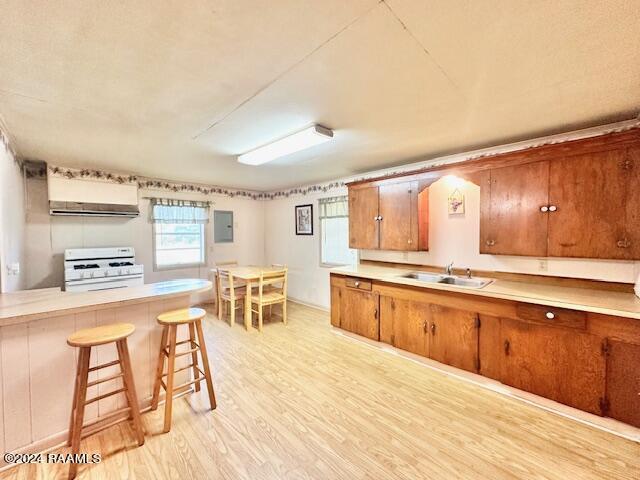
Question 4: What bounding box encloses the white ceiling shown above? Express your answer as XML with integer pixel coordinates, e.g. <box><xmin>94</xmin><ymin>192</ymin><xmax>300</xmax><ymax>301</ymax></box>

<box><xmin>0</xmin><ymin>0</ymin><xmax>638</xmax><ymax>190</ymax></box>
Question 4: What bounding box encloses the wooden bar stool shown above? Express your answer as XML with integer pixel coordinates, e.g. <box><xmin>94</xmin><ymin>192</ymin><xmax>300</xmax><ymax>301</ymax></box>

<box><xmin>151</xmin><ymin>307</ymin><xmax>217</xmax><ymax>433</ymax></box>
<box><xmin>67</xmin><ymin>323</ymin><xmax>145</xmax><ymax>479</ymax></box>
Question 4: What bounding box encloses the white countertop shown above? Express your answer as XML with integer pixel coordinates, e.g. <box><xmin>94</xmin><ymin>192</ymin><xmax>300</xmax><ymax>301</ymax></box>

<box><xmin>0</xmin><ymin>279</ymin><xmax>212</xmax><ymax>325</ymax></box>
<box><xmin>331</xmin><ymin>264</ymin><xmax>640</xmax><ymax>320</ymax></box>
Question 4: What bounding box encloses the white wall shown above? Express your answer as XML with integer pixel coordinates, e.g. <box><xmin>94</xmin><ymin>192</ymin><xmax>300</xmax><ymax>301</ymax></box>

<box><xmin>0</xmin><ymin>137</ymin><xmax>26</xmax><ymax>292</ymax></box>
<box><xmin>361</xmin><ymin>176</ymin><xmax>640</xmax><ymax>283</ymax></box>
<box><xmin>25</xmin><ymin>177</ymin><xmax>265</xmax><ymax>295</ymax></box>
<box><xmin>264</xmin><ymin>186</ymin><xmax>348</xmax><ymax>309</ymax></box>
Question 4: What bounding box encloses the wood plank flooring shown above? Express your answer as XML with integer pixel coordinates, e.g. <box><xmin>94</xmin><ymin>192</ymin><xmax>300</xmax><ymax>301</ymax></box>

<box><xmin>2</xmin><ymin>302</ymin><xmax>639</xmax><ymax>479</ymax></box>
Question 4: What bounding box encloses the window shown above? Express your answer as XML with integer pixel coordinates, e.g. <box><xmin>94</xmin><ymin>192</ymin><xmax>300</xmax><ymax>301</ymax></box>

<box><xmin>214</xmin><ymin>210</ymin><xmax>234</xmax><ymax>243</ymax></box>
<box><xmin>151</xmin><ymin>199</ymin><xmax>209</xmax><ymax>269</ymax></box>
<box><xmin>319</xmin><ymin>196</ymin><xmax>357</xmax><ymax>267</ymax></box>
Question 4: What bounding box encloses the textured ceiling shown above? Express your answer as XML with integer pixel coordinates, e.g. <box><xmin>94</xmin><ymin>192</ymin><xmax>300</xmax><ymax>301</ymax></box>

<box><xmin>0</xmin><ymin>0</ymin><xmax>638</xmax><ymax>190</ymax></box>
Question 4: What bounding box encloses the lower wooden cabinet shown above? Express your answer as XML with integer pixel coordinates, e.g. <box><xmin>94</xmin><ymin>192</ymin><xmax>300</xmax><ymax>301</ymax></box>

<box><xmin>380</xmin><ymin>297</ymin><xmax>429</xmax><ymax>356</ymax></box>
<box><xmin>605</xmin><ymin>339</ymin><xmax>640</xmax><ymax>426</ymax></box>
<box><xmin>380</xmin><ymin>297</ymin><xmax>479</xmax><ymax>373</ymax></box>
<box><xmin>331</xmin><ymin>273</ymin><xmax>640</xmax><ymax>428</ymax></box>
<box><xmin>332</xmin><ymin>284</ymin><xmax>379</xmax><ymax>341</ymax></box>
<box><xmin>429</xmin><ymin>305</ymin><xmax>479</xmax><ymax>373</ymax></box>
<box><xmin>500</xmin><ymin>318</ymin><xmax>606</xmax><ymax>415</ymax></box>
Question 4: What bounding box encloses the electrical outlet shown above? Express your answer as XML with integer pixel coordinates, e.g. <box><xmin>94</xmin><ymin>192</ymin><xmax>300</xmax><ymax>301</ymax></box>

<box><xmin>538</xmin><ymin>259</ymin><xmax>548</xmax><ymax>272</ymax></box>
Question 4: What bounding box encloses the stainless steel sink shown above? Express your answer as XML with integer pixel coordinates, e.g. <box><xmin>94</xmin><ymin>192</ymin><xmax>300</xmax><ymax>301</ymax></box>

<box><xmin>402</xmin><ymin>272</ymin><xmax>443</xmax><ymax>283</ymax></box>
<box><xmin>401</xmin><ymin>271</ymin><xmax>493</xmax><ymax>289</ymax></box>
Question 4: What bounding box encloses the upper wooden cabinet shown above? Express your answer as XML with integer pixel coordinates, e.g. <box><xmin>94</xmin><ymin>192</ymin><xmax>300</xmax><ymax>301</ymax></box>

<box><xmin>348</xmin><ymin>186</ymin><xmax>379</xmax><ymax>250</ymax></box>
<box><xmin>348</xmin><ymin>127</ymin><xmax>640</xmax><ymax>259</ymax></box>
<box><xmin>481</xmin><ymin>145</ymin><xmax>640</xmax><ymax>259</ymax></box>
<box><xmin>480</xmin><ymin>161</ymin><xmax>550</xmax><ymax>256</ymax></box>
<box><xmin>548</xmin><ymin>148</ymin><xmax>634</xmax><ymax>259</ymax></box>
<box><xmin>348</xmin><ymin>180</ymin><xmax>428</xmax><ymax>251</ymax></box>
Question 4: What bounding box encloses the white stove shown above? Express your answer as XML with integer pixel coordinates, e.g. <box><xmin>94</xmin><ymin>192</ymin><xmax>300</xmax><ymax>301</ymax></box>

<box><xmin>64</xmin><ymin>247</ymin><xmax>144</xmax><ymax>292</ymax></box>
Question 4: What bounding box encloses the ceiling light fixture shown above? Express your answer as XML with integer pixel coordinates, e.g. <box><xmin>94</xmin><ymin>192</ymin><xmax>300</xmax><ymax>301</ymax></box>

<box><xmin>238</xmin><ymin>124</ymin><xmax>334</xmax><ymax>166</ymax></box>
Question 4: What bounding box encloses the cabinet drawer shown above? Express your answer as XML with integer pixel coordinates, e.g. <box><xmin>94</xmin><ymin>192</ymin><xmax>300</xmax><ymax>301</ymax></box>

<box><xmin>345</xmin><ymin>277</ymin><xmax>372</xmax><ymax>291</ymax></box>
<box><xmin>515</xmin><ymin>303</ymin><xmax>586</xmax><ymax>330</ymax></box>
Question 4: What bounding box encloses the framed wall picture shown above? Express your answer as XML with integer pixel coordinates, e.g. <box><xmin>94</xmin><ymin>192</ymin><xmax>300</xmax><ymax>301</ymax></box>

<box><xmin>295</xmin><ymin>204</ymin><xmax>313</xmax><ymax>235</ymax></box>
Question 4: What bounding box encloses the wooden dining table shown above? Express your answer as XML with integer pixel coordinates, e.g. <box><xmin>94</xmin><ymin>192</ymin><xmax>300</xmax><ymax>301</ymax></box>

<box><xmin>211</xmin><ymin>266</ymin><xmax>283</xmax><ymax>330</ymax></box>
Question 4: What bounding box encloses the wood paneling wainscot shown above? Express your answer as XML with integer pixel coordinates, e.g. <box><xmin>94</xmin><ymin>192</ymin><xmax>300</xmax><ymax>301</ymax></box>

<box><xmin>0</xmin><ymin>293</ymin><xmax>198</xmax><ymax>463</ymax></box>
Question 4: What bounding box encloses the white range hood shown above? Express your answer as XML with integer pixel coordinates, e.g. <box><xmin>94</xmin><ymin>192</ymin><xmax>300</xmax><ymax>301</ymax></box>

<box><xmin>48</xmin><ymin>176</ymin><xmax>139</xmax><ymax>217</ymax></box>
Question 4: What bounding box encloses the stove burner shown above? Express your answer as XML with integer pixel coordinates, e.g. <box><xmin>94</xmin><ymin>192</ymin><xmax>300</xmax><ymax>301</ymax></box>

<box><xmin>73</xmin><ymin>264</ymin><xmax>100</xmax><ymax>270</ymax></box>
<box><xmin>109</xmin><ymin>262</ymin><xmax>134</xmax><ymax>267</ymax></box>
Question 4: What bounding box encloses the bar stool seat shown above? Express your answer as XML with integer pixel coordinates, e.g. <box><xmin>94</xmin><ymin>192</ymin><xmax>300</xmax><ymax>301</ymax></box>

<box><xmin>151</xmin><ymin>308</ymin><xmax>217</xmax><ymax>433</ymax></box>
<box><xmin>67</xmin><ymin>323</ymin><xmax>135</xmax><ymax>347</ymax></box>
<box><xmin>158</xmin><ymin>307</ymin><xmax>210</xmax><ymax>324</ymax></box>
<box><xmin>66</xmin><ymin>323</ymin><xmax>144</xmax><ymax>479</ymax></box>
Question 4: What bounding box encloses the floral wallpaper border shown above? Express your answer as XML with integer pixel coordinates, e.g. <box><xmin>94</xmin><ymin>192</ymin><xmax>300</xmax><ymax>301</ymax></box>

<box><xmin>24</xmin><ymin>118</ymin><xmax>640</xmax><ymax>201</ymax></box>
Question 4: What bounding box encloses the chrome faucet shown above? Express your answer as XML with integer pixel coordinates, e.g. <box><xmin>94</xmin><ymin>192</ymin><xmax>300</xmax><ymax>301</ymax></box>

<box><xmin>466</xmin><ymin>268</ymin><xmax>472</xmax><ymax>278</ymax></box>
<box><xmin>445</xmin><ymin>262</ymin><xmax>454</xmax><ymax>276</ymax></box>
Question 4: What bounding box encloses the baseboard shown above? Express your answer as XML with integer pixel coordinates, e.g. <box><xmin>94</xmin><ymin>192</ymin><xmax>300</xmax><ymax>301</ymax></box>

<box><xmin>287</xmin><ymin>297</ymin><xmax>329</xmax><ymax>312</ymax></box>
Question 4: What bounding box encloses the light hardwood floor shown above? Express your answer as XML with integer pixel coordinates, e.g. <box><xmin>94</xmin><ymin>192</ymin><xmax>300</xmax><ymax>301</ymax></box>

<box><xmin>2</xmin><ymin>302</ymin><xmax>639</xmax><ymax>479</ymax></box>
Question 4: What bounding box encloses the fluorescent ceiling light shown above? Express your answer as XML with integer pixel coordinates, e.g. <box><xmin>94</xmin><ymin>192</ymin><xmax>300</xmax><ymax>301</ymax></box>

<box><xmin>238</xmin><ymin>124</ymin><xmax>333</xmax><ymax>166</ymax></box>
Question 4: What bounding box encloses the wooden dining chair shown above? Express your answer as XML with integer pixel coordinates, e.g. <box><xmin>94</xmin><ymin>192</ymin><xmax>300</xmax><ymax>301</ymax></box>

<box><xmin>217</xmin><ymin>269</ymin><xmax>246</xmax><ymax>326</ymax></box>
<box><xmin>213</xmin><ymin>261</ymin><xmax>243</xmax><ymax>316</ymax></box>
<box><xmin>250</xmin><ymin>268</ymin><xmax>288</xmax><ymax>332</ymax></box>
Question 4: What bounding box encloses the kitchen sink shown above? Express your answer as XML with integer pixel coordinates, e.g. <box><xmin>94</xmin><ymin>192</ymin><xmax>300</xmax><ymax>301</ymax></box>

<box><xmin>401</xmin><ymin>272</ymin><xmax>493</xmax><ymax>289</ymax></box>
<box><xmin>402</xmin><ymin>272</ymin><xmax>443</xmax><ymax>283</ymax></box>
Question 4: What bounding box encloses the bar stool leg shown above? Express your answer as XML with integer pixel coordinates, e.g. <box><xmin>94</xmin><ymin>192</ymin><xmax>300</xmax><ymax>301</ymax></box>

<box><xmin>151</xmin><ymin>326</ymin><xmax>169</xmax><ymax>410</ymax></box>
<box><xmin>116</xmin><ymin>339</ymin><xmax>145</xmax><ymax>446</ymax></box>
<box><xmin>258</xmin><ymin>305</ymin><xmax>264</xmax><ymax>332</ymax></box>
<box><xmin>67</xmin><ymin>358</ymin><xmax>81</xmax><ymax>446</ymax></box>
<box><xmin>188</xmin><ymin>323</ymin><xmax>201</xmax><ymax>392</ymax></box>
<box><xmin>195</xmin><ymin>319</ymin><xmax>217</xmax><ymax>410</ymax></box>
<box><xmin>68</xmin><ymin>347</ymin><xmax>91</xmax><ymax>480</ymax></box>
<box><xmin>163</xmin><ymin>325</ymin><xmax>178</xmax><ymax>433</ymax></box>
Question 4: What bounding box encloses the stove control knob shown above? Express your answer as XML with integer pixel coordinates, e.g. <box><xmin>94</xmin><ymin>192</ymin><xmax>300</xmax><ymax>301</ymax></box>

<box><xmin>90</xmin><ymin>272</ymin><xmax>94</xmax><ymax>278</ymax></box>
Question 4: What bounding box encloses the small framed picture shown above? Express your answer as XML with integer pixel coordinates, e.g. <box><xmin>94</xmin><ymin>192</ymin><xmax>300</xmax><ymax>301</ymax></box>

<box><xmin>295</xmin><ymin>204</ymin><xmax>313</xmax><ymax>235</ymax></box>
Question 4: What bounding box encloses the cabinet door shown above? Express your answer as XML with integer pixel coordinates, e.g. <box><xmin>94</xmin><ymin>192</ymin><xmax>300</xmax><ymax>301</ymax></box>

<box><xmin>380</xmin><ymin>297</ymin><xmax>429</xmax><ymax>357</ymax></box>
<box><xmin>605</xmin><ymin>340</ymin><xmax>640</xmax><ymax>427</ymax></box>
<box><xmin>379</xmin><ymin>181</ymin><xmax>418</xmax><ymax>251</ymax></box>
<box><xmin>625</xmin><ymin>146</ymin><xmax>640</xmax><ymax>259</ymax></box>
<box><xmin>548</xmin><ymin>149</ymin><xmax>628</xmax><ymax>259</ymax></box>
<box><xmin>339</xmin><ymin>287</ymin><xmax>379</xmax><ymax>340</ymax></box>
<box><xmin>480</xmin><ymin>161</ymin><xmax>549</xmax><ymax>256</ymax></box>
<box><xmin>330</xmin><ymin>285</ymin><xmax>341</xmax><ymax>327</ymax></box>
<box><xmin>429</xmin><ymin>305</ymin><xmax>479</xmax><ymax>373</ymax></box>
<box><xmin>501</xmin><ymin>318</ymin><xmax>606</xmax><ymax>415</ymax></box>
<box><xmin>348</xmin><ymin>186</ymin><xmax>379</xmax><ymax>249</ymax></box>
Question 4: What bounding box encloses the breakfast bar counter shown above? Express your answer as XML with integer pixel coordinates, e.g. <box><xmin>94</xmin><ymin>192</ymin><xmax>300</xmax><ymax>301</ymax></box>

<box><xmin>0</xmin><ymin>279</ymin><xmax>212</xmax><ymax>459</ymax></box>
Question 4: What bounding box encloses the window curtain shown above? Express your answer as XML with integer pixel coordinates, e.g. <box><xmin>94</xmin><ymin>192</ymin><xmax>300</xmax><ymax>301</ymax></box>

<box><xmin>150</xmin><ymin>198</ymin><xmax>211</xmax><ymax>224</ymax></box>
<box><xmin>319</xmin><ymin>196</ymin><xmax>348</xmax><ymax>219</ymax></box>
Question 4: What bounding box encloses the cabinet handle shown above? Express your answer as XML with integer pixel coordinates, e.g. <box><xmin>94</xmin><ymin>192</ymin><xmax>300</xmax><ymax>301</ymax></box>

<box><xmin>485</xmin><ymin>239</ymin><xmax>496</xmax><ymax>246</ymax></box>
<box><xmin>423</xmin><ymin>320</ymin><xmax>428</xmax><ymax>333</ymax></box>
<box><xmin>431</xmin><ymin>323</ymin><xmax>436</xmax><ymax>335</ymax></box>
<box><xmin>374</xmin><ymin>308</ymin><xmax>378</xmax><ymax>320</ymax></box>
<box><xmin>379</xmin><ymin>216</ymin><xmax>383</xmax><ymax>221</ymax></box>
<box><xmin>354</xmin><ymin>281</ymin><xmax>360</xmax><ymax>287</ymax></box>
<box><xmin>540</xmin><ymin>206</ymin><xmax>549</xmax><ymax>212</ymax></box>
<box><xmin>545</xmin><ymin>311</ymin><xmax>555</xmax><ymax>320</ymax></box>
<box><xmin>548</xmin><ymin>205</ymin><xmax>557</xmax><ymax>212</ymax></box>
<box><xmin>407</xmin><ymin>239</ymin><xmax>412</xmax><ymax>244</ymax></box>
<box><xmin>504</xmin><ymin>340</ymin><xmax>510</xmax><ymax>355</ymax></box>
<box><xmin>617</xmin><ymin>239</ymin><xmax>631</xmax><ymax>248</ymax></box>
